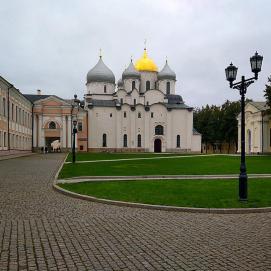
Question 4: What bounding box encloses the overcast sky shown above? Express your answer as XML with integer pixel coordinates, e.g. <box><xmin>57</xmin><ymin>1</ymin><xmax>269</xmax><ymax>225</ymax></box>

<box><xmin>1</xmin><ymin>0</ymin><xmax>271</xmax><ymax>107</ymax></box>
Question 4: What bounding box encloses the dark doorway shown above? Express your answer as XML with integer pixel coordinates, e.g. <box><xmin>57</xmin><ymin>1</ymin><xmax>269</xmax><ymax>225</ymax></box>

<box><xmin>154</xmin><ymin>139</ymin><xmax>162</xmax><ymax>153</ymax></box>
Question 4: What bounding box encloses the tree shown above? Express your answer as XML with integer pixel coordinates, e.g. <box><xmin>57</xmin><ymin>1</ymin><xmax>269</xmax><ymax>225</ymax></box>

<box><xmin>193</xmin><ymin>100</ymin><xmax>240</xmax><ymax>153</ymax></box>
<box><xmin>264</xmin><ymin>75</ymin><xmax>271</xmax><ymax>112</ymax></box>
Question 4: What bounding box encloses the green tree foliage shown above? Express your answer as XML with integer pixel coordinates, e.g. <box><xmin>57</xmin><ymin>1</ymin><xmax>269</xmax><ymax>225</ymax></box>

<box><xmin>193</xmin><ymin>100</ymin><xmax>240</xmax><ymax>153</ymax></box>
<box><xmin>264</xmin><ymin>76</ymin><xmax>271</xmax><ymax>112</ymax></box>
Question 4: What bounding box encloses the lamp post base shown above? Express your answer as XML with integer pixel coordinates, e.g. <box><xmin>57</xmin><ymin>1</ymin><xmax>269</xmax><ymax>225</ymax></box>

<box><xmin>239</xmin><ymin>173</ymin><xmax>248</xmax><ymax>201</ymax></box>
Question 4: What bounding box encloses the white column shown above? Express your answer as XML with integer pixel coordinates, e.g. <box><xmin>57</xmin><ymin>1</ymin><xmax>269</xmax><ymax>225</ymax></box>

<box><xmin>67</xmin><ymin>116</ymin><xmax>72</xmax><ymax>148</ymax></box>
<box><xmin>38</xmin><ymin>115</ymin><xmax>43</xmax><ymax>147</ymax></box>
<box><xmin>62</xmin><ymin>116</ymin><xmax>66</xmax><ymax>148</ymax></box>
<box><xmin>33</xmin><ymin>115</ymin><xmax>37</xmax><ymax>147</ymax></box>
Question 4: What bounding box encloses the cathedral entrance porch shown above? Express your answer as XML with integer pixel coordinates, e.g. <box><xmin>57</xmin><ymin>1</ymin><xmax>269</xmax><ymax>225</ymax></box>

<box><xmin>154</xmin><ymin>138</ymin><xmax>162</xmax><ymax>153</ymax></box>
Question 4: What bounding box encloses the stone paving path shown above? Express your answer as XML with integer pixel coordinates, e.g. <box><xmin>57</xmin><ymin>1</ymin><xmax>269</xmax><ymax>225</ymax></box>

<box><xmin>0</xmin><ymin>154</ymin><xmax>271</xmax><ymax>270</ymax></box>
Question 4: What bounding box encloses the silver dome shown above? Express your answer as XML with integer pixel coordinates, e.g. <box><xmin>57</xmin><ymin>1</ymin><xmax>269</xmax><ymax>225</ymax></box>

<box><xmin>87</xmin><ymin>57</ymin><xmax>115</xmax><ymax>84</ymax></box>
<box><xmin>122</xmin><ymin>61</ymin><xmax>140</xmax><ymax>80</ymax></box>
<box><xmin>117</xmin><ymin>78</ymin><xmax>123</xmax><ymax>87</ymax></box>
<box><xmin>158</xmin><ymin>61</ymin><xmax>176</xmax><ymax>81</ymax></box>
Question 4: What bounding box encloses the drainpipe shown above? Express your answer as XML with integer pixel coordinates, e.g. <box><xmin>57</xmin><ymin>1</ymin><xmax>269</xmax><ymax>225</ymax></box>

<box><xmin>7</xmin><ymin>84</ymin><xmax>13</xmax><ymax>150</ymax></box>
<box><xmin>31</xmin><ymin>103</ymin><xmax>34</xmax><ymax>151</ymax></box>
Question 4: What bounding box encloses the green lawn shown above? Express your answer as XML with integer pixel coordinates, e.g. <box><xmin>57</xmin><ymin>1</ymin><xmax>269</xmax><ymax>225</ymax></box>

<box><xmin>59</xmin><ymin>154</ymin><xmax>271</xmax><ymax>179</ymax></box>
<box><xmin>59</xmin><ymin>179</ymin><xmax>271</xmax><ymax>208</ymax></box>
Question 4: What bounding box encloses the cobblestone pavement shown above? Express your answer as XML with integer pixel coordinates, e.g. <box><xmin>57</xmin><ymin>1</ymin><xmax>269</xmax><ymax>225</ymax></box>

<box><xmin>0</xmin><ymin>154</ymin><xmax>271</xmax><ymax>270</ymax></box>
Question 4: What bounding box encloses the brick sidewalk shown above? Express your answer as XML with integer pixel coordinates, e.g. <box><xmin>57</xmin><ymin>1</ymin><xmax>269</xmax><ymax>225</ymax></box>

<box><xmin>0</xmin><ymin>154</ymin><xmax>271</xmax><ymax>270</ymax></box>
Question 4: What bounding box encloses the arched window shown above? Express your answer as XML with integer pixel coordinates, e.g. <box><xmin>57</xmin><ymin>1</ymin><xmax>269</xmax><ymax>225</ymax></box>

<box><xmin>49</xmin><ymin>121</ymin><xmax>56</xmax><ymax>129</ymax></box>
<box><xmin>137</xmin><ymin>134</ymin><xmax>141</xmax><ymax>147</ymax></box>
<box><xmin>177</xmin><ymin>135</ymin><xmax>180</xmax><ymax>148</ymax></box>
<box><xmin>132</xmin><ymin>81</ymin><xmax>136</xmax><ymax>90</ymax></box>
<box><xmin>138</xmin><ymin>112</ymin><xmax>141</xmax><ymax>118</ymax></box>
<box><xmin>123</xmin><ymin>134</ymin><xmax>127</xmax><ymax>147</ymax></box>
<box><xmin>102</xmin><ymin>134</ymin><xmax>107</xmax><ymax>147</ymax></box>
<box><xmin>104</xmin><ymin>85</ymin><xmax>107</xmax><ymax>93</ymax></box>
<box><xmin>155</xmin><ymin>125</ymin><xmax>164</xmax><ymax>135</ymax></box>
<box><xmin>166</xmin><ymin>82</ymin><xmax>170</xmax><ymax>94</ymax></box>
<box><xmin>146</xmin><ymin>81</ymin><xmax>150</xmax><ymax>91</ymax></box>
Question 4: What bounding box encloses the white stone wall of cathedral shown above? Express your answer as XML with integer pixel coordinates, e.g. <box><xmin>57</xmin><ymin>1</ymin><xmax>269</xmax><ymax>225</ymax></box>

<box><xmin>139</xmin><ymin>72</ymin><xmax>158</xmax><ymax>93</ymax></box>
<box><xmin>144</xmin><ymin>90</ymin><xmax>164</xmax><ymax>105</ymax></box>
<box><xmin>158</xmin><ymin>79</ymin><xmax>176</xmax><ymax>95</ymax></box>
<box><xmin>123</xmin><ymin>79</ymin><xmax>140</xmax><ymax>93</ymax></box>
<box><xmin>87</xmin><ymin>103</ymin><xmax>197</xmax><ymax>152</ymax></box>
<box><xmin>87</xmin><ymin>82</ymin><xmax>115</xmax><ymax>95</ymax></box>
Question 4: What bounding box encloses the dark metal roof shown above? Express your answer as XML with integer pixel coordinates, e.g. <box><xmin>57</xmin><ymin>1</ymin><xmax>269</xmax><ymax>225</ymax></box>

<box><xmin>166</xmin><ymin>94</ymin><xmax>183</xmax><ymax>104</ymax></box>
<box><xmin>90</xmin><ymin>99</ymin><xmax>117</xmax><ymax>107</ymax></box>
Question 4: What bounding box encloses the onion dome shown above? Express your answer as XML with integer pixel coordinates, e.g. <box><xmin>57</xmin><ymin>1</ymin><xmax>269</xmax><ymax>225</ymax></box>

<box><xmin>87</xmin><ymin>57</ymin><xmax>115</xmax><ymax>84</ymax></box>
<box><xmin>117</xmin><ymin>78</ymin><xmax>123</xmax><ymax>87</ymax></box>
<box><xmin>158</xmin><ymin>60</ymin><xmax>176</xmax><ymax>80</ymax></box>
<box><xmin>122</xmin><ymin>60</ymin><xmax>140</xmax><ymax>80</ymax></box>
<box><xmin>135</xmin><ymin>48</ymin><xmax>158</xmax><ymax>72</ymax></box>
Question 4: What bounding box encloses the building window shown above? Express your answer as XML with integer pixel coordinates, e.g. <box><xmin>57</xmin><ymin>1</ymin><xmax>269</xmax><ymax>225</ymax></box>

<box><xmin>123</xmin><ymin>134</ymin><xmax>127</xmax><ymax>147</ymax></box>
<box><xmin>102</xmin><ymin>133</ymin><xmax>107</xmax><ymax>147</ymax></box>
<box><xmin>137</xmin><ymin>134</ymin><xmax>141</xmax><ymax>147</ymax></box>
<box><xmin>78</xmin><ymin>122</ymin><xmax>83</xmax><ymax>131</ymax></box>
<box><xmin>132</xmin><ymin>81</ymin><xmax>136</xmax><ymax>90</ymax></box>
<box><xmin>138</xmin><ymin>112</ymin><xmax>141</xmax><ymax>118</ymax></box>
<box><xmin>155</xmin><ymin>125</ymin><xmax>164</xmax><ymax>135</ymax></box>
<box><xmin>151</xmin><ymin>112</ymin><xmax>154</xmax><ymax>118</ymax></box>
<box><xmin>154</xmin><ymin>82</ymin><xmax>157</xmax><ymax>89</ymax></box>
<box><xmin>49</xmin><ymin>121</ymin><xmax>56</xmax><ymax>129</ymax></box>
<box><xmin>124</xmin><ymin>111</ymin><xmax>127</xmax><ymax>118</ymax></box>
<box><xmin>104</xmin><ymin>85</ymin><xmax>107</xmax><ymax>93</ymax></box>
<box><xmin>134</xmin><ymin>99</ymin><xmax>136</xmax><ymax>105</ymax></box>
<box><xmin>166</xmin><ymin>82</ymin><xmax>170</xmax><ymax>94</ymax></box>
<box><xmin>11</xmin><ymin>103</ymin><xmax>14</xmax><ymax>120</ymax></box>
<box><xmin>146</xmin><ymin>81</ymin><xmax>150</xmax><ymax>91</ymax></box>
<box><xmin>120</xmin><ymin>98</ymin><xmax>123</xmax><ymax>105</ymax></box>
<box><xmin>80</xmin><ymin>145</ymin><xmax>84</xmax><ymax>151</ymax></box>
<box><xmin>110</xmin><ymin>113</ymin><xmax>112</xmax><ymax>118</ymax></box>
<box><xmin>177</xmin><ymin>135</ymin><xmax>180</xmax><ymax>148</ymax></box>
<box><xmin>3</xmin><ymin>98</ymin><xmax>6</xmax><ymax>116</ymax></box>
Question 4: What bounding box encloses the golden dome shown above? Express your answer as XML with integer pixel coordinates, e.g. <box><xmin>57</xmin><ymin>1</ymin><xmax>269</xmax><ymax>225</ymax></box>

<box><xmin>135</xmin><ymin>49</ymin><xmax>158</xmax><ymax>72</ymax></box>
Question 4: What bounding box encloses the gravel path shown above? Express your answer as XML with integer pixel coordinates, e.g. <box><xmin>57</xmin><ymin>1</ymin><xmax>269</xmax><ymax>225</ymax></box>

<box><xmin>0</xmin><ymin>154</ymin><xmax>271</xmax><ymax>270</ymax></box>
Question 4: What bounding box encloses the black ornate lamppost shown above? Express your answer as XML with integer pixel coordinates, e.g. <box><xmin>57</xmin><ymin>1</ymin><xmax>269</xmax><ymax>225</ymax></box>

<box><xmin>72</xmin><ymin>119</ymin><xmax>78</xmax><ymax>163</ymax></box>
<box><xmin>72</xmin><ymin>94</ymin><xmax>80</xmax><ymax>163</ymax></box>
<box><xmin>225</xmin><ymin>52</ymin><xmax>263</xmax><ymax>201</ymax></box>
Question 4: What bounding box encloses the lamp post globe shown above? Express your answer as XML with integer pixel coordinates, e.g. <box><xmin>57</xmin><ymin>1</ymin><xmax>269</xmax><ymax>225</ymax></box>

<box><xmin>225</xmin><ymin>63</ymin><xmax>238</xmax><ymax>88</ymax></box>
<box><xmin>250</xmin><ymin>52</ymin><xmax>263</xmax><ymax>79</ymax></box>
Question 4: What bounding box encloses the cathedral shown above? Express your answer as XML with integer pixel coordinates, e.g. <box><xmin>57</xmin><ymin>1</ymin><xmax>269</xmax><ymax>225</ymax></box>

<box><xmin>0</xmin><ymin>48</ymin><xmax>201</xmax><ymax>155</ymax></box>
<box><xmin>84</xmin><ymin>48</ymin><xmax>201</xmax><ymax>152</ymax></box>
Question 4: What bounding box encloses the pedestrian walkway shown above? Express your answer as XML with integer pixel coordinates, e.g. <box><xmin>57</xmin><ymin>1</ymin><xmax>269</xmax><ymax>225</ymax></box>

<box><xmin>0</xmin><ymin>154</ymin><xmax>270</xmax><ymax>270</ymax></box>
<box><xmin>57</xmin><ymin>173</ymin><xmax>271</xmax><ymax>184</ymax></box>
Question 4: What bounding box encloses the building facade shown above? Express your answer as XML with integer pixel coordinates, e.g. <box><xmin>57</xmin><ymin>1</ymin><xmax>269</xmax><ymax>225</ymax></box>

<box><xmin>237</xmin><ymin>101</ymin><xmax>271</xmax><ymax>154</ymax></box>
<box><xmin>0</xmin><ymin>76</ymin><xmax>32</xmax><ymax>153</ymax></box>
<box><xmin>84</xmin><ymin>49</ymin><xmax>201</xmax><ymax>152</ymax></box>
<box><xmin>24</xmin><ymin>92</ymin><xmax>88</xmax><ymax>152</ymax></box>
<box><xmin>1</xmin><ymin>48</ymin><xmax>203</xmax><ymax>154</ymax></box>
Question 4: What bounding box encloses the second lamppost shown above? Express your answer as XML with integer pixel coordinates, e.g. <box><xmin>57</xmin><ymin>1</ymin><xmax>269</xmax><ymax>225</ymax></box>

<box><xmin>72</xmin><ymin>120</ymin><xmax>78</xmax><ymax>163</ymax></box>
<box><xmin>225</xmin><ymin>52</ymin><xmax>263</xmax><ymax>201</ymax></box>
